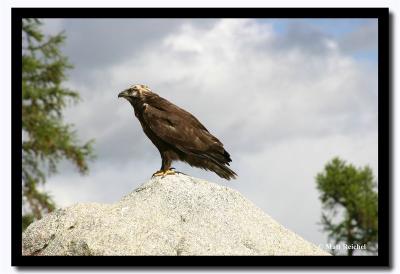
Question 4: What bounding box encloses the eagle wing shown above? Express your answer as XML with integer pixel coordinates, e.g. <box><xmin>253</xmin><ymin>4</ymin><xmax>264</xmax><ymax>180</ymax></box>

<box><xmin>142</xmin><ymin>102</ymin><xmax>230</xmax><ymax>164</ymax></box>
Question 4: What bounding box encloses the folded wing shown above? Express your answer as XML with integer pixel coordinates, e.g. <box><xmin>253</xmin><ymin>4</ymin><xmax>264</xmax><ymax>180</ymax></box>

<box><xmin>142</xmin><ymin>102</ymin><xmax>235</xmax><ymax>175</ymax></box>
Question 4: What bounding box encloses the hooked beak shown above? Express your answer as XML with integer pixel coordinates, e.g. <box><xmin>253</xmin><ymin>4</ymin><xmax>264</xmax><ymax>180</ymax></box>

<box><xmin>118</xmin><ymin>90</ymin><xmax>129</xmax><ymax>98</ymax></box>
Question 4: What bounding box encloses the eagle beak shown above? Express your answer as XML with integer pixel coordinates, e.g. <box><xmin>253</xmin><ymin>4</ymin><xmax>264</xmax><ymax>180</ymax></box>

<box><xmin>118</xmin><ymin>90</ymin><xmax>129</xmax><ymax>98</ymax></box>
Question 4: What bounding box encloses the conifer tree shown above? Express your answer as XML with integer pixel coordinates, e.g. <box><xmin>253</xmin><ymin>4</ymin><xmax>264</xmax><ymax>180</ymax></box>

<box><xmin>22</xmin><ymin>19</ymin><xmax>94</xmax><ymax>231</ymax></box>
<box><xmin>316</xmin><ymin>157</ymin><xmax>378</xmax><ymax>255</ymax></box>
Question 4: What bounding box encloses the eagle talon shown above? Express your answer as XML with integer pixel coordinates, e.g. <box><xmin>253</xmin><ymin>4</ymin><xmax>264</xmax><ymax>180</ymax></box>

<box><xmin>152</xmin><ymin>169</ymin><xmax>176</xmax><ymax>178</ymax></box>
<box><xmin>151</xmin><ymin>170</ymin><xmax>164</xmax><ymax>178</ymax></box>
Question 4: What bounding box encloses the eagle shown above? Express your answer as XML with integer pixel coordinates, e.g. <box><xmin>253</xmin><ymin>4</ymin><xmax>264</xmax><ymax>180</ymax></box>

<box><xmin>118</xmin><ymin>84</ymin><xmax>237</xmax><ymax>180</ymax></box>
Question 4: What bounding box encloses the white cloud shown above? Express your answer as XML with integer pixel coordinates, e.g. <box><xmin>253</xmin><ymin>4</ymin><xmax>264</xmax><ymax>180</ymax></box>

<box><xmin>108</xmin><ymin>19</ymin><xmax>377</xmax><ymax>149</ymax></box>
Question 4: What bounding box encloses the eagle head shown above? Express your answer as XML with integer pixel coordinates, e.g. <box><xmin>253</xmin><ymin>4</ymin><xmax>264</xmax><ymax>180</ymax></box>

<box><xmin>118</xmin><ymin>84</ymin><xmax>152</xmax><ymax>100</ymax></box>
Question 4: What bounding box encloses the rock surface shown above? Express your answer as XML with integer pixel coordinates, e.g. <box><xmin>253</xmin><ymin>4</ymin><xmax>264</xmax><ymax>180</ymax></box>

<box><xmin>23</xmin><ymin>174</ymin><xmax>329</xmax><ymax>256</ymax></box>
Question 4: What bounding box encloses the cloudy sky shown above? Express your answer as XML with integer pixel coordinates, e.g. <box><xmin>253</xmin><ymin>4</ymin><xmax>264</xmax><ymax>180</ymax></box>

<box><xmin>39</xmin><ymin>18</ymin><xmax>378</xmax><ymax>252</ymax></box>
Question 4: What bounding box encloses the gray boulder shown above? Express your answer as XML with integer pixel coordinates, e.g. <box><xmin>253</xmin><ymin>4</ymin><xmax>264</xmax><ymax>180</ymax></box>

<box><xmin>22</xmin><ymin>174</ymin><xmax>329</xmax><ymax>256</ymax></box>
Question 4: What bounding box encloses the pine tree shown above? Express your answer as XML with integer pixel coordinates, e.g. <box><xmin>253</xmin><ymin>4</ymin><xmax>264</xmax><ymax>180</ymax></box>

<box><xmin>316</xmin><ymin>157</ymin><xmax>378</xmax><ymax>255</ymax></box>
<box><xmin>22</xmin><ymin>19</ymin><xmax>94</xmax><ymax>231</ymax></box>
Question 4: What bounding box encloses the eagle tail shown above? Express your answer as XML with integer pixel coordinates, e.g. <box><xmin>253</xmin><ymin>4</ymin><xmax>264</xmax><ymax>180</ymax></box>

<box><xmin>209</xmin><ymin>161</ymin><xmax>237</xmax><ymax>180</ymax></box>
<box><xmin>201</xmin><ymin>150</ymin><xmax>237</xmax><ymax>180</ymax></box>
<box><xmin>177</xmin><ymin>145</ymin><xmax>237</xmax><ymax>180</ymax></box>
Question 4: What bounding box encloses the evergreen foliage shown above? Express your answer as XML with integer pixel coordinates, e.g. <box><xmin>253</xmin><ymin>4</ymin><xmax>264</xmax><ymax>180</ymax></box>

<box><xmin>316</xmin><ymin>157</ymin><xmax>378</xmax><ymax>255</ymax></box>
<box><xmin>22</xmin><ymin>19</ymin><xmax>94</xmax><ymax>231</ymax></box>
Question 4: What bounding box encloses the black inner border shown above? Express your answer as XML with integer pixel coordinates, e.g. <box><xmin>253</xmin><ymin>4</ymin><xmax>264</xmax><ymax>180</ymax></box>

<box><xmin>12</xmin><ymin>7</ymin><xmax>390</xmax><ymax>268</ymax></box>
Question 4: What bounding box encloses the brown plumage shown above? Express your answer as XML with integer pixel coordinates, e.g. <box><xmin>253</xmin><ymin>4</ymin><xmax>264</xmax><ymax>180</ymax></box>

<box><xmin>118</xmin><ymin>84</ymin><xmax>237</xmax><ymax>180</ymax></box>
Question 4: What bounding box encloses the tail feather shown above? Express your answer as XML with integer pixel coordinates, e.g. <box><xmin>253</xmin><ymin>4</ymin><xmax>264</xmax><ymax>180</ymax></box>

<box><xmin>206</xmin><ymin>148</ymin><xmax>232</xmax><ymax>165</ymax></box>
<box><xmin>177</xmin><ymin>145</ymin><xmax>237</xmax><ymax>180</ymax></box>
<box><xmin>201</xmin><ymin>148</ymin><xmax>235</xmax><ymax>177</ymax></box>
<box><xmin>186</xmin><ymin>157</ymin><xmax>237</xmax><ymax>180</ymax></box>
<box><xmin>189</xmin><ymin>152</ymin><xmax>237</xmax><ymax>180</ymax></box>
<box><xmin>210</xmin><ymin>161</ymin><xmax>237</xmax><ymax>180</ymax></box>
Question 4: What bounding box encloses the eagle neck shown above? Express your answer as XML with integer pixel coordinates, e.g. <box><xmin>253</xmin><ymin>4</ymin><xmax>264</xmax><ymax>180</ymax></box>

<box><xmin>128</xmin><ymin>97</ymin><xmax>147</xmax><ymax>117</ymax></box>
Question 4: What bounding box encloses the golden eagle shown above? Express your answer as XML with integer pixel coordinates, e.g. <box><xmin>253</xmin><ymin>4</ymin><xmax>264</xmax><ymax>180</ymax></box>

<box><xmin>118</xmin><ymin>84</ymin><xmax>237</xmax><ymax>180</ymax></box>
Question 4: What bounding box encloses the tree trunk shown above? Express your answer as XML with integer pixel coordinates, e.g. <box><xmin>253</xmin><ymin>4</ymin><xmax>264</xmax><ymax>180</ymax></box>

<box><xmin>347</xmin><ymin>245</ymin><xmax>354</xmax><ymax>256</ymax></box>
<box><xmin>347</xmin><ymin>217</ymin><xmax>354</xmax><ymax>256</ymax></box>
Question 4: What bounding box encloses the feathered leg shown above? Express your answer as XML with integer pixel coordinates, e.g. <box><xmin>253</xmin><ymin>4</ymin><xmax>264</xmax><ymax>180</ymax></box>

<box><xmin>152</xmin><ymin>153</ymin><xmax>175</xmax><ymax>177</ymax></box>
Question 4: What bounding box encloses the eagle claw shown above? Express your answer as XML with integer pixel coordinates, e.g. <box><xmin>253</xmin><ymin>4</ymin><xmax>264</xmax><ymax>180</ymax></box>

<box><xmin>152</xmin><ymin>169</ymin><xmax>176</xmax><ymax>178</ymax></box>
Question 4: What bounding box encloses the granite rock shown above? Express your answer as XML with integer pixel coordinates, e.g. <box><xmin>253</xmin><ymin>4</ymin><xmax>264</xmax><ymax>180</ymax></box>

<box><xmin>22</xmin><ymin>174</ymin><xmax>329</xmax><ymax>256</ymax></box>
